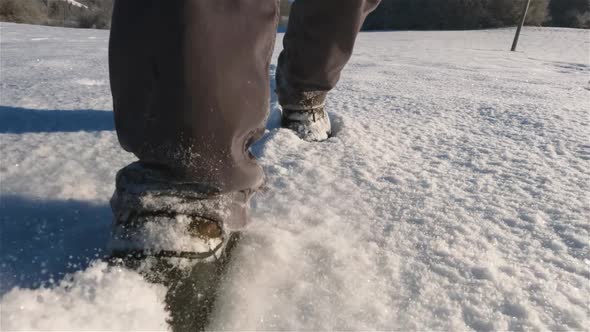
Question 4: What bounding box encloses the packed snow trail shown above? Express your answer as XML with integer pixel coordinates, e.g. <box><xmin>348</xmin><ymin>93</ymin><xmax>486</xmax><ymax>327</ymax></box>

<box><xmin>1</xmin><ymin>23</ymin><xmax>589</xmax><ymax>330</ymax></box>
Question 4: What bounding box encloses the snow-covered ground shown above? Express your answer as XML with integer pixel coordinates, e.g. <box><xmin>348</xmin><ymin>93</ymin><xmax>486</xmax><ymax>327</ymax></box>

<box><xmin>1</xmin><ymin>22</ymin><xmax>589</xmax><ymax>331</ymax></box>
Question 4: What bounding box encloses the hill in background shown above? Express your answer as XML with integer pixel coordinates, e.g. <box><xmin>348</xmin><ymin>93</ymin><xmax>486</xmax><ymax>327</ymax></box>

<box><xmin>0</xmin><ymin>0</ymin><xmax>588</xmax><ymax>30</ymax></box>
<box><xmin>0</xmin><ymin>0</ymin><xmax>112</xmax><ymax>29</ymax></box>
<box><xmin>0</xmin><ymin>0</ymin><xmax>292</xmax><ymax>30</ymax></box>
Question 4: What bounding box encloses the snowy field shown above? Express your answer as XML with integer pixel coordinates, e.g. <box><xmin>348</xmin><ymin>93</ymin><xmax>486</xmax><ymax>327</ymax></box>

<box><xmin>1</xmin><ymin>22</ymin><xmax>589</xmax><ymax>331</ymax></box>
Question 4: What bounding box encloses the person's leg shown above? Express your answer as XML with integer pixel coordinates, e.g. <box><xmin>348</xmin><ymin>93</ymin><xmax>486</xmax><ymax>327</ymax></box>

<box><xmin>277</xmin><ymin>0</ymin><xmax>381</xmax><ymax>141</ymax></box>
<box><xmin>110</xmin><ymin>0</ymin><xmax>278</xmax><ymax>195</ymax></box>
<box><xmin>109</xmin><ymin>0</ymin><xmax>279</xmax><ymax>257</ymax></box>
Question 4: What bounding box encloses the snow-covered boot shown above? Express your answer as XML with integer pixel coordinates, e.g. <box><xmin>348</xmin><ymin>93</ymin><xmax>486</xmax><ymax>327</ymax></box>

<box><xmin>109</xmin><ymin>162</ymin><xmax>253</xmax><ymax>263</ymax></box>
<box><xmin>276</xmin><ymin>64</ymin><xmax>332</xmax><ymax>142</ymax></box>
<box><xmin>281</xmin><ymin>107</ymin><xmax>332</xmax><ymax>142</ymax></box>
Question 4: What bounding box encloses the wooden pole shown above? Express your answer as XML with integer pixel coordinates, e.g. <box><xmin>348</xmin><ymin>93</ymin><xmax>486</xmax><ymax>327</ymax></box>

<box><xmin>511</xmin><ymin>0</ymin><xmax>532</xmax><ymax>51</ymax></box>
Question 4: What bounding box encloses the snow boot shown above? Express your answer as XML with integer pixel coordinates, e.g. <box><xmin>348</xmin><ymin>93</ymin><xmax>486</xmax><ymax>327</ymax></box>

<box><xmin>108</xmin><ymin>162</ymin><xmax>253</xmax><ymax>263</ymax></box>
<box><xmin>281</xmin><ymin>107</ymin><xmax>332</xmax><ymax>142</ymax></box>
<box><xmin>276</xmin><ymin>64</ymin><xmax>332</xmax><ymax>142</ymax></box>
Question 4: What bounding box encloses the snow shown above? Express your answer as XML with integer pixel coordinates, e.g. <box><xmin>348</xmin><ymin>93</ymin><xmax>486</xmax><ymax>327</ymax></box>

<box><xmin>1</xmin><ymin>22</ymin><xmax>589</xmax><ymax>330</ymax></box>
<box><xmin>1</xmin><ymin>262</ymin><xmax>169</xmax><ymax>331</ymax></box>
<box><xmin>61</xmin><ymin>0</ymin><xmax>88</xmax><ymax>9</ymax></box>
<box><xmin>110</xmin><ymin>213</ymin><xmax>225</xmax><ymax>257</ymax></box>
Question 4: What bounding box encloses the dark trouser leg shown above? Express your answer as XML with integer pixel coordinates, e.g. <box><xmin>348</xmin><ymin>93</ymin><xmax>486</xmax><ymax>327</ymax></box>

<box><xmin>277</xmin><ymin>0</ymin><xmax>381</xmax><ymax>109</ymax></box>
<box><xmin>109</xmin><ymin>0</ymin><xmax>279</xmax><ymax>194</ymax></box>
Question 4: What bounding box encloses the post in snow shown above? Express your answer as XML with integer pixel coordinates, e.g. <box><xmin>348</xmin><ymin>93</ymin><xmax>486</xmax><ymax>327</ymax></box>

<box><xmin>511</xmin><ymin>0</ymin><xmax>532</xmax><ymax>52</ymax></box>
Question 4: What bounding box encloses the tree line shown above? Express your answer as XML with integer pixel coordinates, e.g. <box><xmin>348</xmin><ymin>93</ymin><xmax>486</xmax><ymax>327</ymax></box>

<box><xmin>363</xmin><ymin>0</ymin><xmax>589</xmax><ymax>30</ymax></box>
<box><xmin>1</xmin><ymin>0</ymin><xmax>588</xmax><ymax>30</ymax></box>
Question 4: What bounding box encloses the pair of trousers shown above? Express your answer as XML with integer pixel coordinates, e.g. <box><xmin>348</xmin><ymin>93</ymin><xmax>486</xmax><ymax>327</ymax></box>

<box><xmin>109</xmin><ymin>0</ymin><xmax>380</xmax><ymax>193</ymax></box>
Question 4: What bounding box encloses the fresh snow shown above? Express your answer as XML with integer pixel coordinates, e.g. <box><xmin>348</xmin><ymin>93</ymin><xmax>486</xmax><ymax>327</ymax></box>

<box><xmin>0</xmin><ymin>262</ymin><xmax>169</xmax><ymax>331</ymax></box>
<box><xmin>1</xmin><ymin>22</ymin><xmax>589</xmax><ymax>331</ymax></box>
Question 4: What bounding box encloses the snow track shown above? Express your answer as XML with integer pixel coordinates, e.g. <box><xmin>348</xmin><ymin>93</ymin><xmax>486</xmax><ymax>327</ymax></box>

<box><xmin>1</xmin><ymin>23</ymin><xmax>588</xmax><ymax>330</ymax></box>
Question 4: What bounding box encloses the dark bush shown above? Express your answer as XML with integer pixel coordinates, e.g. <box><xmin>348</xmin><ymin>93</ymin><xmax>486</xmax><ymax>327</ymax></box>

<box><xmin>363</xmin><ymin>0</ymin><xmax>552</xmax><ymax>30</ymax></box>
<box><xmin>574</xmin><ymin>10</ymin><xmax>590</xmax><ymax>28</ymax></box>
<box><xmin>45</xmin><ymin>1</ymin><xmax>86</xmax><ymax>27</ymax></box>
<box><xmin>550</xmin><ymin>0</ymin><xmax>590</xmax><ymax>27</ymax></box>
<box><xmin>77</xmin><ymin>10</ymin><xmax>109</xmax><ymax>29</ymax></box>
<box><xmin>77</xmin><ymin>0</ymin><xmax>112</xmax><ymax>29</ymax></box>
<box><xmin>0</xmin><ymin>0</ymin><xmax>46</xmax><ymax>25</ymax></box>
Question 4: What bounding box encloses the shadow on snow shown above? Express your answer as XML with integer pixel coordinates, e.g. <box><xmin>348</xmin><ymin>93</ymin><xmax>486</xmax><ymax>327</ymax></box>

<box><xmin>0</xmin><ymin>195</ymin><xmax>111</xmax><ymax>295</ymax></box>
<box><xmin>0</xmin><ymin>106</ymin><xmax>114</xmax><ymax>134</ymax></box>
